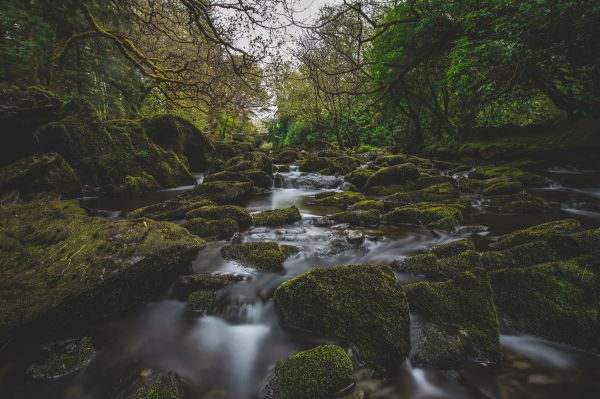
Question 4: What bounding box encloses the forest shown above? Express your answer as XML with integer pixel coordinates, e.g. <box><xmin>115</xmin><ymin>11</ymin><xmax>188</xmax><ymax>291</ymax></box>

<box><xmin>1</xmin><ymin>1</ymin><xmax>600</xmax><ymax>398</ymax></box>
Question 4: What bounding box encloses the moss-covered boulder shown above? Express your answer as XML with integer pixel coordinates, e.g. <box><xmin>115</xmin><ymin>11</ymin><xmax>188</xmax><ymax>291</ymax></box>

<box><xmin>483</xmin><ymin>192</ymin><xmax>554</xmax><ymax>214</ymax></box>
<box><xmin>548</xmin><ymin>227</ymin><xmax>600</xmax><ymax>257</ymax></box>
<box><xmin>182</xmin><ymin>217</ymin><xmax>238</xmax><ymax>240</ymax></box>
<box><xmin>0</xmin><ymin>153</ymin><xmax>81</xmax><ymax>196</ymax></box>
<box><xmin>481</xmin><ymin>240</ymin><xmax>557</xmax><ymax>270</ymax></box>
<box><xmin>431</xmin><ymin>239</ymin><xmax>476</xmax><ymax>258</ymax></box>
<box><xmin>384</xmin><ymin>183</ymin><xmax>459</xmax><ymax>207</ymax></box>
<box><xmin>203</xmin><ymin>170</ymin><xmax>252</xmax><ymax>184</ymax></box>
<box><xmin>395</xmin><ymin>250</ymin><xmax>482</xmax><ymax>280</ymax></box>
<box><xmin>413</xmin><ymin>175</ymin><xmax>454</xmax><ymax>190</ymax></box>
<box><xmin>226</xmin><ymin>151</ymin><xmax>272</xmax><ymax>175</ymax></box>
<box><xmin>350</xmin><ymin>199</ymin><xmax>384</xmax><ymax>211</ymax></box>
<box><xmin>470</xmin><ymin>166</ymin><xmax>547</xmax><ymax>187</ymax></box>
<box><xmin>480</xmin><ymin>178</ymin><xmax>524</xmax><ymax>196</ymax></box>
<box><xmin>411</xmin><ymin>323</ymin><xmax>467</xmax><ymax>369</ymax></box>
<box><xmin>374</xmin><ymin>154</ymin><xmax>408</xmax><ymax>166</ymax></box>
<box><xmin>186</xmin><ymin>289</ymin><xmax>218</xmax><ymax>314</ymax></box>
<box><xmin>311</xmin><ymin>191</ymin><xmax>366</xmax><ymax>208</ymax></box>
<box><xmin>252</xmin><ymin>206</ymin><xmax>302</xmax><ymax>226</ymax></box>
<box><xmin>127</xmin><ymin>198</ymin><xmax>215</xmax><ymax>221</ymax></box>
<box><xmin>191</xmin><ymin>180</ymin><xmax>253</xmax><ymax>203</ymax></box>
<box><xmin>383</xmin><ymin>203</ymin><xmax>464</xmax><ymax>230</ymax></box>
<box><xmin>143</xmin><ymin>114</ymin><xmax>214</xmax><ymax>171</ymax></box>
<box><xmin>120</xmin><ymin>172</ymin><xmax>160</xmax><ymax>194</ymax></box>
<box><xmin>221</xmin><ymin>242</ymin><xmax>299</xmax><ymax>271</ymax></box>
<box><xmin>490</xmin><ymin>257</ymin><xmax>600</xmax><ymax>352</ymax></box>
<box><xmin>364</xmin><ymin>163</ymin><xmax>419</xmax><ymax>189</ymax></box>
<box><xmin>117</xmin><ymin>370</ymin><xmax>184</xmax><ymax>399</ymax></box>
<box><xmin>273</xmin><ymin>264</ymin><xmax>410</xmax><ymax>367</ymax></box>
<box><xmin>406</xmin><ymin>271</ymin><xmax>501</xmax><ymax>363</ymax></box>
<box><xmin>494</xmin><ymin>219</ymin><xmax>583</xmax><ymax>249</ymax></box>
<box><xmin>331</xmin><ymin>209</ymin><xmax>380</xmax><ymax>226</ymax></box>
<box><xmin>0</xmin><ymin>199</ymin><xmax>205</xmax><ymax>345</ymax></box>
<box><xmin>185</xmin><ymin>205</ymin><xmax>252</xmax><ymax>227</ymax></box>
<box><xmin>0</xmin><ymin>85</ymin><xmax>62</xmax><ymax>165</ymax></box>
<box><xmin>260</xmin><ymin>345</ymin><xmax>353</xmax><ymax>399</ymax></box>
<box><xmin>28</xmin><ymin>336</ymin><xmax>96</xmax><ymax>380</ymax></box>
<box><xmin>240</xmin><ymin>169</ymin><xmax>273</xmax><ymax>188</ymax></box>
<box><xmin>344</xmin><ymin>168</ymin><xmax>375</xmax><ymax>189</ymax></box>
<box><xmin>272</xmin><ymin>150</ymin><xmax>299</xmax><ymax>164</ymax></box>
<box><xmin>35</xmin><ymin>100</ymin><xmax>196</xmax><ymax>191</ymax></box>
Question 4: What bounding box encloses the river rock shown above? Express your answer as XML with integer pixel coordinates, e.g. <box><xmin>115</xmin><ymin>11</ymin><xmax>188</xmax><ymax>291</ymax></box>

<box><xmin>273</xmin><ymin>264</ymin><xmax>410</xmax><ymax>367</ymax></box>
<box><xmin>406</xmin><ymin>270</ymin><xmax>501</xmax><ymax>364</ymax></box>
<box><xmin>332</xmin><ymin>209</ymin><xmax>380</xmax><ymax>227</ymax></box>
<box><xmin>221</xmin><ymin>242</ymin><xmax>299</xmax><ymax>271</ymax></box>
<box><xmin>185</xmin><ymin>205</ymin><xmax>252</xmax><ymax>227</ymax></box>
<box><xmin>259</xmin><ymin>345</ymin><xmax>353</xmax><ymax>399</ymax></box>
<box><xmin>0</xmin><ymin>199</ymin><xmax>205</xmax><ymax>345</ymax></box>
<box><xmin>382</xmin><ymin>203</ymin><xmax>464</xmax><ymax>230</ymax></box>
<box><xmin>253</xmin><ymin>206</ymin><xmax>302</xmax><ymax>226</ymax></box>
<box><xmin>364</xmin><ymin>163</ymin><xmax>419</xmax><ymax>190</ymax></box>
<box><xmin>116</xmin><ymin>369</ymin><xmax>184</xmax><ymax>399</ymax></box>
<box><xmin>311</xmin><ymin>191</ymin><xmax>366</xmax><ymax>208</ymax></box>
<box><xmin>28</xmin><ymin>336</ymin><xmax>96</xmax><ymax>380</ymax></box>
<box><xmin>384</xmin><ymin>183</ymin><xmax>459</xmax><ymax>207</ymax></box>
<box><xmin>0</xmin><ymin>153</ymin><xmax>81</xmax><ymax>196</ymax></box>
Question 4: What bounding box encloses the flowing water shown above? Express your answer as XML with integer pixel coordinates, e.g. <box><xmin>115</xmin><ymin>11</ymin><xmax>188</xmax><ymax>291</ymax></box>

<box><xmin>2</xmin><ymin>166</ymin><xmax>600</xmax><ymax>398</ymax></box>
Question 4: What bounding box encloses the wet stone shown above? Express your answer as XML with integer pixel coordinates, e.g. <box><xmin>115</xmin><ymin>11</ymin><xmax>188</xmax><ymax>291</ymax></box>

<box><xmin>28</xmin><ymin>336</ymin><xmax>96</xmax><ymax>380</ymax></box>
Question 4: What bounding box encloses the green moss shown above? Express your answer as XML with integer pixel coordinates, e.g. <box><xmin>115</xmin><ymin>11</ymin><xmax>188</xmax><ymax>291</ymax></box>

<box><xmin>186</xmin><ymin>289</ymin><xmax>217</xmax><ymax>314</ymax></box>
<box><xmin>121</xmin><ymin>172</ymin><xmax>160</xmax><ymax>194</ymax></box>
<box><xmin>203</xmin><ymin>170</ymin><xmax>252</xmax><ymax>183</ymax></box>
<box><xmin>331</xmin><ymin>209</ymin><xmax>380</xmax><ymax>226</ymax></box>
<box><xmin>457</xmin><ymin>177</ymin><xmax>487</xmax><ymax>194</ymax></box>
<box><xmin>495</xmin><ymin>219</ymin><xmax>583</xmax><ymax>249</ymax></box>
<box><xmin>225</xmin><ymin>151</ymin><xmax>272</xmax><ymax>175</ymax></box>
<box><xmin>431</xmin><ymin>239</ymin><xmax>476</xmax><ymax>258</ymax></box>
<box><xmin>221</xmin><ymin>242</ymin><xmax>299</xmax><ymax>271</ymax></box>
<box><xmin>374</xmin><ymin>154</ymin><xmax>408</xmax><ymax>166</ymax></box>
<box><xmin>312</xmin><ymin>191</ymin><xmax>366</xmax><ymax>208</ymax></box>
<box><xmin>185</xmin><ymin>205</ymin><xmax>252</xmax><ymax>227</ymax></box>
<box><xmin>350</xmin><ymin>200</ymin><xmax>384</xmax><ymax>211</ymax></box>
<box><xmin>272</xmin><ymin>150</ymin><xmax>299</xmax><ymax>164</ymax></box>
<box><xmin>344</xmin><ymin>168</ymin><xmax>376</xmax><ymax>189</ymax></box>
<box><xmin>470</xmin><ymin>166</ymin><xmax>547</xmax><ymax>187</ymax></box>
<box><xmin>413</xmin><ymin>175</ymin><xmax>454</xmax><ymax>189</ymax></box>
<box><xmin>191</xmin><ymin>180</ymin><xmax>253</xmax><ymax>204</ymax></box>
<box><xmin>481</xmin><ymin>241</ymin><xmax>557</xmax><ymax>270</ymax></box>
<box><xmin>252</xmin><ymin>206</ymin><xmax>301</xmax><ymax>226</ymax></box>
<box><xmin>364</xmin><ymin>163</ymin><xmax>419</xmax><ymax>189</ymax></box>
<box><xmin>0</xmin><ymin>199</ymin><xmax>205</xmax><ymax>344</ymax></box>
<box><xmin>393</xmin><ymin>253</ymin><xmax>438</xmax><ymax>275</ymax></box>
<box><xmin>406</xmin><ymin>270</ymin><xmax>501</xmax><ymax>363</ymax></box>
<box><xmin>490</xmin><ymin>257</ymin><xmax>600</xmax><ymax>352</ymax></box>
<box><xmin>384</xmin><ymin>183</ymin><xmax>459</xmax><ymax>207</ymax></box>
<box><xmin>0</xmin><ymin>153</ymin><xmax>81</xmax><ymax>196</ymax></box>
<box><xmin>484</xmin><ymin>192</ymin><xmax>554</xmax><ymax>214</ymax></box>
<box><xmin>480</xmin><ymin>178</ymin><xmax>524</xmax><ymax>196</ymax></box>
<box><xmin>412</xmin><ymin>323</ymin><xmax>466</xmax><ymax>369</ymax></box>
<box><xmin>125</xmin><ymin>371</ymin><xmax>184</xmax><ymax>399</ymax></box>
<box><xmin>267</xmin><ymin>345</ymin><xmax>353</xmax><ymax>399</ymax></box>
<box><xmin>182</xmin><ymin>217</ymin><xmax>238</xmax><ymax>240</ymax></box>
<box><xmin>28</xmin><ymin>336</ymin><xmax>95</xmax><ymax>380</ymax></box>
<box><xmin>240</xmin><ymin>169</ymin><xmax>273</xmax><ymax>188</ymax></box>
<box><xmin>299</xmin><ymin>157</ymin><xmax>346</xmax><ymax>174</ymax></box>
<box><xmin>549</xmin><ymin>227</ymin><xmax>600</xmax><ymax>257</ymax></box>
<box><xmin>127</xmin><ymin>198</ymin><xmax>215</xmax><ymax>221</ymax></box>
<box><xmin>273</xmin><ymin>264</ymin><xmax>410</xmax><ymax>367</ymax></box>
<box><xmin>383</xmin><ymin>203</ymin><xmax>464</xmax><ymax>230</ymax></box>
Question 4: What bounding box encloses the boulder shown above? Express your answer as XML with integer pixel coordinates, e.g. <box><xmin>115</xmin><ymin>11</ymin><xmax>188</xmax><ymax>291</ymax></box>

<box><xmin>182</xmin><ymin>217</ymin><xmax>238</xmax><ymax>240</ymax></box>
<box><xmin>494</xmin><ymin>219</ymin><xmax>582</xmax><ymax>249</ymax></box>
<box><xmin>273</xmin><ymin>264</ymin><xmax>411</xmax><ymax>367</ymax></box>
<box><xmin>185</xmin><ymin>205</ymin><xmax>252</xmax><ymax>227</ymax></box>
<box><xmin>253</xmin><ymin>207</ymin><xmax>302</xmax><ymax>226</ymax></box>
<box><xmin>364</xmin><ymin>163</ymin><xmax>419</xmax><ymax>189</ymax></box>
<box><xmin>0</xmin><ymin>199</ymin><xmax>205</xmax><ymax>345</ymax></box>
<box><xmin>0</xmin><ymin>153</ymin><xmax>81</xmax><ymax>196</ymax></box>
<box><xmin>221</xmin><ymin>242</ymin><xmax>299</xmax><ymax>271</ymax></box>
<box><xmin>430</xmin><ymin>239</ymin><xmax>476</xmax><ymax>258</ymax></box>
<box><xmin>116</xmin><ymin>370</ymin><xmax>184</xmax><ymax>399</ymax></box>
<box><xmin>344</xmin><ymin>168</ymin><xmax>376</xmax><ymax>189</ymax></box>
<box><xmin>191</xmin><ymin>180</ymin><xmax>253</xmax><ymax>203</ymax></box>
<box><xmin>350</xmin><ymin>200</ymin><xmax>384</xmax><ymax>211</ymax></box>
<box><xmin>383</xmin><ymin>203</ymin><xmax>464</xmax><ymax>230</ymax></box>
<box><xmin>127</xmin><ymin>198</ymin><xmax>215</xmax><ymax>221</ymax></box>
<box><xmin>272</xmin><ymin>150</ymin><xmax>299</xmax><ymax>164</ymax></box>
<box><xmin>28</xmin><ymin>336</ymin><xmax>96</xmax><ymax>380</ymax></box>
<box><xmin>406</xmin><ymin>271</ymin><xmax>501</xmax><ymax>363</ymax></box>
<box><xmin>480</xmin><ymin>178</ymin><xmax>524</xmax><ymax>196</ymax></box>
<box><xmin>259</xmin><ymin>345</ymin><xmax>353</xmax><ymax>399</ymax></box>
<box><xmin>384</xmin><ymin>183</ymin><xmax>459</xmax><ymax>207</ymax></box>
<box><xmin>483</xmin><ymin>192</ymin><xmax>554</xmax><ymax>214</ymax></box>
<box><xmin>470</xmin><ymin>166</ymin><xmax>547</xmax><ymax>187</ymax></box>
<box><xmin>331</xmin><ymin>209</ymin><xmax>380</xmax><ymax>227</ymax></box>
<box><xmin>311</xmin><ymin>191</ymin><xmax>366</xmax><ymax>208</ymax></box>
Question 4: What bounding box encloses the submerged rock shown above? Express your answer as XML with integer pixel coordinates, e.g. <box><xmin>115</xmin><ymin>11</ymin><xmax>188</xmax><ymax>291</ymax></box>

<box><xmin>253</xmin><ymin>207</ymin><xmax>302</xmax><ymax>226</ymax></box>
<box><xmin>406</xmin><ymin>270</ymin><xmax>501</xmax><ymax>364</ymax></box>
<box><xmin>0</xmin><ymin>153</ymin><xmax>81</xmax><ymax>196</ymax></box>
<box><xmin>259</xmin><ymin>345</ymin><xmax>353</xmax><ymax>399</ymax></box>
<box><xmin>273</xmin><ymin>264</ymin><xmax>410</xmax><ymax>367</ymax></box>
<box><xmin>28</xmin><ymin>336</ymin><xmax>96</xmax><ymax>380</ymax></box>
<box><xmin>0</xmin><ymin>199</ymin><xmax>205</xmax><ymax>344</ymax></box>
<box><xmin>221</xmin><ymin>242</ymin><xmax>299</xmax><ymax>271</ymax></box>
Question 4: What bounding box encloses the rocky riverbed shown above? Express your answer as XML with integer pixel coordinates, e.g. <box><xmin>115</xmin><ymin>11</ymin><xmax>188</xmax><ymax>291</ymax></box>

<box><xmin>2</xmin><ymin>88</ymin><xmax>600</xmax><ymax>399</ymax></box>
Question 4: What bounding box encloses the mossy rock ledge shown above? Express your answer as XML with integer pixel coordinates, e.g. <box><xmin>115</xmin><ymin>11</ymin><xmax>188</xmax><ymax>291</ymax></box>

<box><xmin>252</xmin><ymin>206</ymin><xmax>302</xmax><ymax>226</ymax></box>
<box><xmin>0</xmin><ymin>199</ymin><xmax>205</xmax><ymax>345</ymax></box>
<box><xmin>273</xmin><ymin>264</ymin><xmax>410</xmax><ymax>367</ymax></box>
<box><xmin>259</xmin><ymin>345</ymin><xmax>353</xmax><ymax>399</ymax></box>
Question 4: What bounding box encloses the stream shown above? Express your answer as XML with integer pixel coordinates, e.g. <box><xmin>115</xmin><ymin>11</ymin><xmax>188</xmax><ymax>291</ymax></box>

<box><xmin>2</xmin><ymin>165</ymin><xmax>600</xmax><ymax>398</ymax></box>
